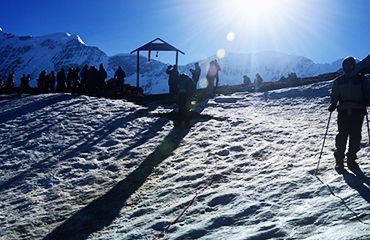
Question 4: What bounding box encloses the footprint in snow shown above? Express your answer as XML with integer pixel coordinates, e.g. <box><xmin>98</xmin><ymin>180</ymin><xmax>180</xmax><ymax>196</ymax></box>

<box><xmin>208</xmin><ymin>193</ymin><xmax>237</xmax><ymax>207</ymax></box>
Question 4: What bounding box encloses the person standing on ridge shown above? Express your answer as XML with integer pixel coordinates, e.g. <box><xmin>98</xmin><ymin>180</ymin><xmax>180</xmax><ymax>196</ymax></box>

<box><xmin>56</xmin><ymin>68</ymin><xmax>67</xmax><ymax>93</ymax></box>
<box><xmin>66</xmin><ymin>68</ymin><xmax>74</xmax><ymax>92</ymax></box>
<box><xmin>190</xmin><ymin>62</ymin><xmax>201</xmax><ymax>86</ymax></box>
<box><xmin>5</xmin><ymin>72</ymin><xmax>15</xmax><ymax>91</ymax></box>
<box><xmin>20</xmin><ymin>74</ymin><xmax>31</xmax><ymax>93</ymax></box>
<box><xmin>328</xmin><ymin>56</ymin><xmax>370</xmax><ymax>174</ymax></box>
<box><xmin>206</xmin><ymin>60</ymin><xmax>221</xmax><ymax>96</ymax></box>
<box><xmin>80</xmin><ymin>64</ymin><xmax>89</xmax><ymax>93</ymax></box>
<box><xmin>48</xmin><ymin>71</ymin><xmax>56</xmax><ymax>92</ymax></box>
<box><xmin>114</xmin><ymin>66</ymin><xmax>126</xmax><ymax>92</ymax></box>
<box><xmin>98</xmin><ymin>64</ymin><xmax>108</xmax><ymax>90</ymax></box>
<box><xmin>0</xmin><ymin>74</ymin><xmax>3</xmax><ymax>90</ymax></box>
<box><xmin>166</xmin><ymin>65</ymin><xmax>179</xmax><ymax>101</ymax></box>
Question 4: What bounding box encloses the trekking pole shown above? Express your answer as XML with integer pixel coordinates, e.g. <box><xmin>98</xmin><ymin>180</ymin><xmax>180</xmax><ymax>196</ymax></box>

<box><xmin>366</xmin><ymin>109</ymin><xmax>370</xmax><ymax>145</ymax></box>
<box><xmin>315</xmin><ymin>111</ymin><xmax>332</xmax><ymax>176</ymax></box>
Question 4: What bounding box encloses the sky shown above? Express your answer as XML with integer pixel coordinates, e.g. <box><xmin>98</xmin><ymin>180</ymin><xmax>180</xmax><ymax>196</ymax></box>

<box><xmin>1</xmin><ymin>0</ymin><xmax>370</xmax><ymax>64</ymax></box>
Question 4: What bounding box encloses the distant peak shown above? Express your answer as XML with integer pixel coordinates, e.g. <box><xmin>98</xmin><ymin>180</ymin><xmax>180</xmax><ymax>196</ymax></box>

<box><xmin>34</xmin><ymin>32</ymin><xmax>87</xmax><ymax>45</ymax></box>
<box><xmin>76</xmin><ymin>35</ymin><xmax>85</xmax><ymax>45</ymax></box>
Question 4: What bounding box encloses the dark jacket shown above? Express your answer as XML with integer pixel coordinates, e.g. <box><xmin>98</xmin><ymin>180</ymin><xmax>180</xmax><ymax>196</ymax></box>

<box><xmin>330</xmin><ymin>73</ymin><xmax>370</xmax><ymax>113</ymax></box>
<box><xmin>190</xmin><ymin>66</ymin><xmax>201</xmax><ymax>83</ymax></box>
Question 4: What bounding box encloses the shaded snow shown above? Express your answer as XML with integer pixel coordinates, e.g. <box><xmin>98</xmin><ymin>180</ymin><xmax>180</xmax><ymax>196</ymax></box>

<box><xmin>1</xmin><ymin>81</ymin><xmax>370</xmax><ymax>239</ymax></box>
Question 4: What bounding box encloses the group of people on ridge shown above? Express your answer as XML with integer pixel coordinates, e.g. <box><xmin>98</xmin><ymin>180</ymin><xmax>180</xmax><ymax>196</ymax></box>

<box><xmin>0</xmin><ymin>65</ymin><xmax>128</xmax><ymax>96</ymax></box>
<box><xmin>0</xmin><ymin>72</ymin><xmax>16</xmax><ymax>92</ymax></box>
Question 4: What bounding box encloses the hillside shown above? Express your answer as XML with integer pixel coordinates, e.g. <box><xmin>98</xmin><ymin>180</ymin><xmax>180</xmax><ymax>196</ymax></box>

<box><xmin>1</xmin><ymin>81</ymin><xmax>370</xmax><ymax>239</ymax></box>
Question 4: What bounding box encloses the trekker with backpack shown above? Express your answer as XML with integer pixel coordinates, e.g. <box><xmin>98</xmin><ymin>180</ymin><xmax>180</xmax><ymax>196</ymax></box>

<box><xmin>328</xmin><ymin>56</ymin><xmax>370</xmax><ymax>174</ymax></box>
<box><xmin>176</xmin><ymin>73</ymin><xmax>196</xmax><ymax>128</ymax></box>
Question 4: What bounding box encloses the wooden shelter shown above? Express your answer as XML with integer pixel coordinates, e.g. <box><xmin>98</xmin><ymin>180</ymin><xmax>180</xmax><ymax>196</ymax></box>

<box><xmin>130</xmin><ymin>38</ymin><xmax>185</xmax><ymax>91</ymax></box>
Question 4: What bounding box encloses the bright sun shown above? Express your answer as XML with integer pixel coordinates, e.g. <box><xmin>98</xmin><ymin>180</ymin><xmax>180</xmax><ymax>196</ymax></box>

<box><xmin>222</xmin><ymin>0</ymin><xmax>289</xmax><ymax>24</ymax></box>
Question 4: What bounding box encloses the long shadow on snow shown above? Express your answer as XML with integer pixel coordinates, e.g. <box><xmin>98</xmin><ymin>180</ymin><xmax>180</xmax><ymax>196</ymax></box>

<box><xmin>0</xmin><ymin>107</ymin><xmax>153</xmax><ymax>191</ymax></box>
<box><xmin>0</xmin><ymin>99</ymin><xmax>86</xmax><ymax>153</ymax></box>
<box><xmin>343</xmin><ymin>169</ymin><xmax>370</xmax><ymax>203</ymax></box>
<box><xmin>44</xmin><ymin>106</ymin><xmax>222</xmax><ymax>240</ymax></box>
<box><xmin>0</xmin><ymin>94</ymin><xmax>76</xmax><ymax>124</ymax></box>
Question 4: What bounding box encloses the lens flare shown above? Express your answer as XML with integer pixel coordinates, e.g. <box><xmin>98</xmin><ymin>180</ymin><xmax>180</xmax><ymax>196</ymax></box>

<box><xmin>227</xmin><ymin>31</ymin><xmax>235</xmax><ymax>41</ymax></box>
<box><xmin>217</xmin><ymin>48</ymin><xmax>226</xmax><ymax>59</ymax></box>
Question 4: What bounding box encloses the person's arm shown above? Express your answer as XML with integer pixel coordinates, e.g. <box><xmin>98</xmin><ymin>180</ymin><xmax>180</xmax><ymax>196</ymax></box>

<box><xmin>328</xmin><ymin>79</ymin><xmax>339</xmax><ymax>112</ymax></box>
<box><xmin>331</xmin><ymin>79</ymin><xmax>339</xmax><ymax>105</ymax></box>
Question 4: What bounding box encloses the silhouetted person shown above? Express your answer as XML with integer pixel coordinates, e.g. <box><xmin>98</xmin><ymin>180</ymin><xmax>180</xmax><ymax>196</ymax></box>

<box><xmin>190</xmin><ymin>62</ymin><xmax>201</xmax><ymax>86</ymax></box>
<box><xmin>48</xmin><ymin>71</ymin><xmax>56</xmax><ymax>92</ymax></box>
<box><xmin>206</xmin><ymin>60</ymin><xmax>221</xmax><ymax>96</ymax></box>
<box><xmin>98</xmin><ymin>63</ymin><xmax>108</xmax><ymax>93</ymax></box>
<box><xmin>166</xmin><ymin>65</ymin><xmax>179</xmax><ymax>101</ymax></box>
<box><xmin>114</xmin><ymin>66</ymin><xmax>126</xmax><ymax>92</ymax></box>
<box><xmin>0</xmin><ymin>75</ymin><xmax>3</xmax><ymax>90</ymax></box>
<box><xmin>38</xmin><ymin>70</ymin><xmax>48</xmax><ymax>93</ymax></box>
<box><xmin>214</xmin><ymin>59</ymin><xmax>221</xmax><ymax>89</ymax></box>
<box><xmin>176</xmin><ymin>74</ymin><xmax>196</xmax><ymax>127</ymax></box>
<box><xmin>243</xmin><ymin>75</ymin><xmax>251</xmax><ymax>85</ymax></box>
<box><xmin>71</xmin><ymin>67</ymin><xmax>80</xmax><ymax>93</ymax></box>
<box><xmin>20</xmin><ymin>74</ymin><xmax>31</xmax><ymax>93</ymax></box>
<box><xmin>5</xmin><ymin>72</ymin><xmax>14</xmax><ymax>91</ymax></box>
<box><xmin>328</xmin><ymin>56</ymin><xmax>370</xmax><ymax>174</ymax></box>
<box><xmin>56</xmin><ymin>68</ymin><xmax>66</xmax><ymax>92</ymax></box>
<box><xmin>254</xmin><ymin>73</ymin><xmax>263</xmax><ymax>91</ymax></box>
<box><xmin>66</xmin><ymin>68</ymin><xmax>74</xmax><ymax>91</ymax></box>
<box><xmin>86</xmin><ymin>66</ymin><xmax>99</xmax><ymax>95</ymax></box>
<box><xmin>80</xmin><ymin>64</ymin><xmax>89</xmax><ymax>92</ymax></box>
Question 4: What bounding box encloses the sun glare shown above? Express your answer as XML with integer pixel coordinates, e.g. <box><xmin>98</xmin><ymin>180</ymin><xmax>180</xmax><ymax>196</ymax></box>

<box><xmin>223</xmin><ymin>0</ymin><xmax>286</xmax><ymax>22</ymax></box>
<box><xmin>213</xmin><ymin>0</ymin><xmax>307</xmax><ymax>55</ymax></box>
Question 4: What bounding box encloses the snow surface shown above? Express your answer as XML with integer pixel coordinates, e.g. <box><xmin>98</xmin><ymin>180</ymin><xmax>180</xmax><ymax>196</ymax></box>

<box><xmin>1</xmin><ymin>81</ymin><xmax>370</xmax><ymax>239</ymax></box>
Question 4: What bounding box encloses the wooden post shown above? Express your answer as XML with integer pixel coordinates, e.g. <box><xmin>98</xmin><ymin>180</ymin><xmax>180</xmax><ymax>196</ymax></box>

<box><xmin>175</xmin><ymin>51</ymin><xmax>179</xmax><ymax>70</ymax></box>
<box><xmin>136</xmin><ymin>50</ymin><xmax>140</xmax><ymax>91</ymax></box>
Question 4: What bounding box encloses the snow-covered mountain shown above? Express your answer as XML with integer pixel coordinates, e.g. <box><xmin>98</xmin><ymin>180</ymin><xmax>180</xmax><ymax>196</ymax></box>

<box><xmin>182</xmin><ymin>51</ymin><xmax>344</xmax><ymax>86</ymax></box>
<box><xmin>1</xmin><ymin>81</ymin><xmax>370</xmax><ymax>239</ymax></box>
<box><xmin>0</xmin><ymin>30</ymin><xmax>106</xmax><ymax>79</ymax></box>
<box><xmin>0</xmin><ymin>29</ymin><xmax>168</xmax><ymax>93</ymax></box>
<box><xmin>0</xmin><ymin>29</ymin><xmax>348</xmax><ymax>93</ymax></box>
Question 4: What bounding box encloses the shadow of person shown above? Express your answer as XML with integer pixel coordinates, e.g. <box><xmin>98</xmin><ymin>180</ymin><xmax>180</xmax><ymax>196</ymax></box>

<box><xmin>44</xmin><ymin>109</ymin><xmax>225</xmax><ymax>240</ymax></box>
<box><xmin>44</xmin><ymin>126</ymin><xmax>190</xmax><ymax>240</ymax></box>
<box><xmin>343</xmin><ymin>169</ymin><xmax>370</xmax><ymax>204</ymax></box>
<box><xmin>0</xmin><ymin>94</ymin><xmax>76</xmax><ymax>125</ymax></box>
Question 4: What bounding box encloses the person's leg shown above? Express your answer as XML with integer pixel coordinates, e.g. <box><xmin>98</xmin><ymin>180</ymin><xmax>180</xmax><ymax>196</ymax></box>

<box><xmin>335</xmin><ymin>111</ymin><xmax>350</xmax><ymax>172</ymax></box>
<box><xmin>347</xmin><ymin>110</ymin><xmax>365</xmax><ymax>170</ymax></box>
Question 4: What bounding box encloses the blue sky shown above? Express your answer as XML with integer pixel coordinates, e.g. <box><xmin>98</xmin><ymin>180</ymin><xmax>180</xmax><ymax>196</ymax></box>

<box><xmin>1</xmin><ymin>0</ymin><xmax>369</xmax><ymax>64</ymax></box>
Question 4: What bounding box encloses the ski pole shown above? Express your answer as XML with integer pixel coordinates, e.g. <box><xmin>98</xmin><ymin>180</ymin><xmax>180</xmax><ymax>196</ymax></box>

<box><xmin>366</xmin><ymin>109</ymin><xmax>370</xmax><ymax>145</ymax></box>
<box><xmin>315</xmin><ymin>111</ymin><xmax>332</xmax><ymax>176</ymax></box>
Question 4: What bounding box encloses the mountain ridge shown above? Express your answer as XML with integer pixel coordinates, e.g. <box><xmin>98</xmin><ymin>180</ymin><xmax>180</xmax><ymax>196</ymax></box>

<box><xmin>0</xmin><ymin>29</ymin><xmax>350</xmax><ymax>93</ymax></box>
